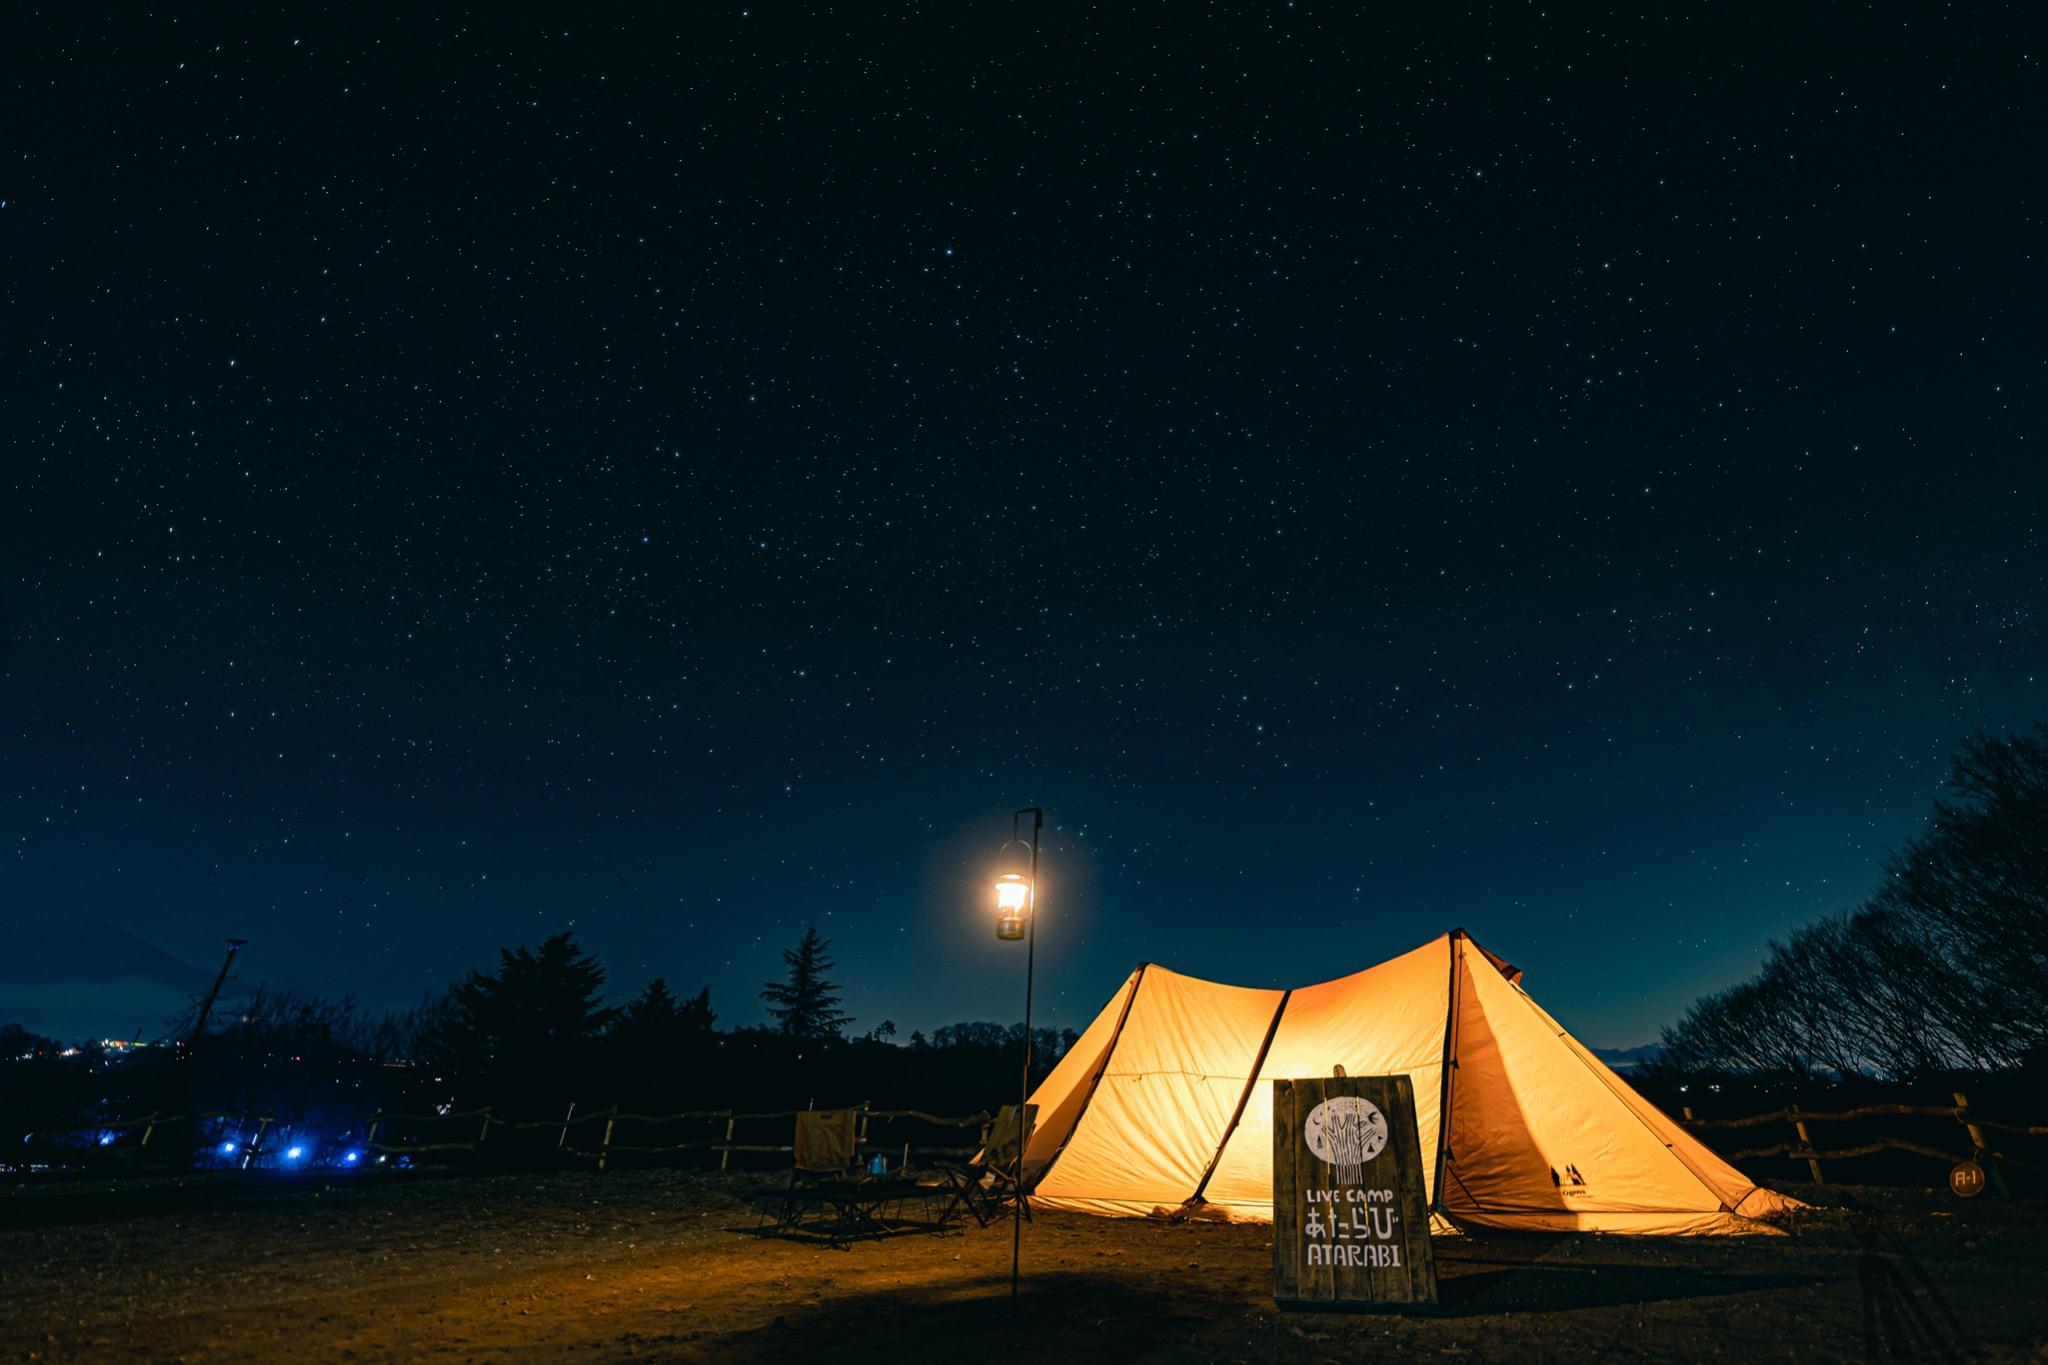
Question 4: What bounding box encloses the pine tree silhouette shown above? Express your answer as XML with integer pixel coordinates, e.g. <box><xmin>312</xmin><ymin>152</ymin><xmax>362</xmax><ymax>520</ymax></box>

<box><xmin>615</xmin><ymin>978</ymin><xmax>717</xmax><ymax>1051</ymax></box>
<box><xmin>427</xmin><ymin>932</ymin><xmax>615</xmax><ymax>1107</ymax></box>
<box><xmin>679</xmin><ymin>985</ymin><xmax>717</xmax><ymax>1034</ymax></box>
<box><xmin>623</xmin><ymin>978</ymin><xmax>680</xmax><ymax>1028</ymax></box>
<box><xmin>760</xmin><ymin>928</ymin><xmax>852</xmax><ymax>1039</ymax></box>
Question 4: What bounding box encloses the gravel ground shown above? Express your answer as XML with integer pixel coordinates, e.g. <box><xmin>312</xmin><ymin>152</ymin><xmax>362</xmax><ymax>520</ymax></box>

<box><xmin>0</xmin><ymin>1171</ymin><xmax>2040</xmax><ymax>1362</ymax></box>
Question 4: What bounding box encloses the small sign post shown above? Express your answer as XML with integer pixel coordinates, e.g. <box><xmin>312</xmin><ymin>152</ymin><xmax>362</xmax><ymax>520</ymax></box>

<box><xmin>1272</xmin><ymin>1073</ymin><xmax>1437</xmax><ymax>1311</ymax></box>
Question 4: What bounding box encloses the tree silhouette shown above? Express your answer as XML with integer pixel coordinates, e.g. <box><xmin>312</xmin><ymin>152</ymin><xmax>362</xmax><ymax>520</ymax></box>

<box><xmin>427</xmin><ymin>932</ymin><xmax>615</xmax><ymax>1107</ymax></box>
<box><xmin>1876</xmin><ymin>725</ymin><xmax>2048</xmax><ymax>1060</ymax></box>
<box><xmin>622</xmin><ymin>978</ymin><xmax>682</xmax><ymax>1031</ymax></box>
<box><xmin>0</xmin><ymin>1023</ymin><xmax>61</xmax><ymax>1058</ymax></box>
<box><xmin>608</xmin><ymin>978</ymin><xmax>718</xmax><ymax>1105</ymax></box>
<box><xmin>1661</xmin><ymin>725</ymin><xmax>2048</xmax><ymax>1078</ymax></box>
<box><xmin>614</xmin><ymin>978</ymin><xmax>716</xmax><ymax>1052</ymax></box>
<box><xmin>678</xmin><ymin>984</ymin><xmax>717</xmax><ymax>1034</ymax></box>
<box><xmin>760</xmin><ymin>928</ymin><xmax>851</xmax><ymax>1039</ymax></box>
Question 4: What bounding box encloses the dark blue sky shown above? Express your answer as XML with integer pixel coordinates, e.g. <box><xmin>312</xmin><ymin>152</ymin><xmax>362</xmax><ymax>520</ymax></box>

<box><xmin>5</xmin><ymin>3</ymin><xmax>2042</xmax><ymax>1047</ymax></box>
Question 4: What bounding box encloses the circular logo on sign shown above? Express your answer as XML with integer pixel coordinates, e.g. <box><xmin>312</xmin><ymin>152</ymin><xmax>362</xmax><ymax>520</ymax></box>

<box><xmin>1949</xmin><ymin>1160</ymin><xmax>1986</xmax><ymax>1199</ymax></box>
<box><xmin>1303</xmin><ymin>1096</ymin><xmax>1388</xmax><ymax>1182</ymax></box>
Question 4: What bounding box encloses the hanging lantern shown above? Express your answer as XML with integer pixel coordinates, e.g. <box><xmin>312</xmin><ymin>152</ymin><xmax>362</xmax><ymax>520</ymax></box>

<box><xmin>992</xmin><ymin>828</ymin><xmax>1035</xmax><ymax>941</ymax></box>
<box><xmin>995</xmin><ymin>871</ymin><xmax>1030</xmax><ymax>940</ymax></box>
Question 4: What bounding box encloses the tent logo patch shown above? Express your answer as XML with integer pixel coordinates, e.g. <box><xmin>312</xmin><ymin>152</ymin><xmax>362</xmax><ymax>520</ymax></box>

<box><xmin>1549</xmin><ymin>1163</ymin><xmax>1590</xmax><ymax>1197</ymax></box>
<box><xmin>1303</xmin><ymin>1096</ymin><xmax>1389</xmax><ymax>1185</ymax></box>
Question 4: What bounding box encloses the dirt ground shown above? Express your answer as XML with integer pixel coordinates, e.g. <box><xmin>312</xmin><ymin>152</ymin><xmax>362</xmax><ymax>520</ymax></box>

<box><xmin>0</xmin><ymin>1170</ymin><xmax>2040</xmax><ymax>1362</ymax></box>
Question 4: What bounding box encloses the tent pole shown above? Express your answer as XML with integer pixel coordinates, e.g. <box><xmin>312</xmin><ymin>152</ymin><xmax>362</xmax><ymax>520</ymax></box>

<box><xmin>1031</xmin><ymin>962</ymin><xmax>1150</xmax><ymax>1190</ymax></box>
<box><xmin>1188</xmin><ymin>989</ymin><xmax>1292</xmax><ymax>1208</ymax></box>
<box><xmin>1430</xmin><ymin>931</ymin><xmax>1465</xmax><ymax>1216</ymax></box>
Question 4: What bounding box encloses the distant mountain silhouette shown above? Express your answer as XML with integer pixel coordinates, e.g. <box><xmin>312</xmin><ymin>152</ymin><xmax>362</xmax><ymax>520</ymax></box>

<box><xmin>1590</xmin><ymin>1044</ymin><xmax>1662</xmax><ymax>1072</ymax></box>
<box><xmin>0</xmin><ymin>918</ymin><xmax>244</xmax><ymax>1042</ymax></box>
<box><xmin>3</xmin><ymin>918</ymin><xmax>217</xmax><ymax>988</ymax></box>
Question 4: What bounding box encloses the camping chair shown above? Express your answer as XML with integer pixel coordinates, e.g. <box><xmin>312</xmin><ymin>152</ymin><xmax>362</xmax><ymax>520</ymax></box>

<box><xmin>769</xmin><ymin>1109</ymin><xmax>937</xmax><ymax>1241</ymax></box>
<box><xmin>939</xmin><ymin>1103</ymin><xmax>1037</xmax><ymax>1228</ymax></box>
<box><xmin>771</xmin><ymin>1108</ymin><xmax>862</xmax><ymax>1233</ymax></box>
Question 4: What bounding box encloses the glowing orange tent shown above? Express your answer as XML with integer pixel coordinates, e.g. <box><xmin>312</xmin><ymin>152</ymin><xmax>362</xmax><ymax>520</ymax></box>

<box><xmin>1021</xmin><ymin>930</ymin><xmax>1798</xmax><ymax>1234</ymax></box>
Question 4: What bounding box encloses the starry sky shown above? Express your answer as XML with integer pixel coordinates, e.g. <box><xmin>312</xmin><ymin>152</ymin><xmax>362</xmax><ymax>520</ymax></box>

<box><xmin>5</xmin><ymin>4</ymin><xmax>2043</xmax><ymax>1047</ymax></box>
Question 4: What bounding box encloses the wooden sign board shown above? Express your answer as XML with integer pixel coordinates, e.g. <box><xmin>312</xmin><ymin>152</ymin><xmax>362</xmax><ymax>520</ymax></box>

<box><xmin>1272</xmin><ymin>1074</ymin><xmax>1437</xmax><ymax>1311</ymax></box>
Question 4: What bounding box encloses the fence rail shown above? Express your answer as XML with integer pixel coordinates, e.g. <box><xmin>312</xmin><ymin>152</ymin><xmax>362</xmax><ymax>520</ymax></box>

<box><xmin>13</xmin><ymin>1102</ymin><xmax>994</xmax><ymax>1175</ymax></box>
<box><xmin>1680</xmin><ymin>1090</ymin><xmax>2043</xmax><ymax>1192</ymax></box>
<box><xmin>28</xmin><ymin>1093</ymin><xmax>2043</xmax><ymax>1194</ymax></box>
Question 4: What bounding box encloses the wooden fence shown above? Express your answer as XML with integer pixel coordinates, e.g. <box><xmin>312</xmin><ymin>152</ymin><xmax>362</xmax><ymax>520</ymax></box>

<box><xmin>29</xmin><ymin>1093</ymin><xmax>2047</xmax><ymax>1193</ymax></box>
<box><xmin>1681</xmin><ymin>1090</ymin><xmax>2046</xmax><ymax>1193</ymax></box>
<box><xmin>15</xmin><ymin>1102</ymin><xmax>994</xmax><ymax>1174</ymax></box>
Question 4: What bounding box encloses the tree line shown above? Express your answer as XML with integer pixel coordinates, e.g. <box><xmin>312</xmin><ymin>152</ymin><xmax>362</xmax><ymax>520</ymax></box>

<box><xmin>408</xmin><ymin>925</ymin><xmax>1074</xmax><ymax>1115</ymax></box>
<box><xmin>1657</xmin><ymin>726</ymin><xmax>2048</xmax><ymax>1082</ymax></box>
<box><xmin>3</xmin><ymin>926</ymin><xmax>1078</xmax><ymax>1136</ymax></box>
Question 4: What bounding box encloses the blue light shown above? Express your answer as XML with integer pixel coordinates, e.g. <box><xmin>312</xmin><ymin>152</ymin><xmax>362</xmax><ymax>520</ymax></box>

<box><xmin>97</xmin><ymin>1132</ymin><xmax>116</xmax><ymax>1147</ymax></box>
<box><xmin>284</xmin><ymin>1145</ymin><xmax>306</xmax><ymax>1160</ymax></box>
<box><xmin>341</xmin><ymin>1150</ymin><xmax>361</xmax><ymax>1166</ymax></box>
<box><xmin>219</xmin><ymin>1141</ymin><xmax>239</xmax><ymax>1156</ymax></box>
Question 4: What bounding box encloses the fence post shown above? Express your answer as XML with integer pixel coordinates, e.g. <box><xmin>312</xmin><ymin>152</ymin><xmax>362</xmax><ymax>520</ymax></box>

<box><xmin>366</xmin><ymin>1109</ymin><xmax>383</xmax><ymax>1156</ymax></box>
<box><xmin>598</xmin><ymin>1106</ymin><xmax>617</xmax><ymax>1171</ymax></box>
<box><xmin>1788</xmin><ymin>1105</ymin><xmax>1824</xmax><ymax>1184</ymax></box>
<box><xmin>558</xmin><ymin>1102</ymin><xmax>576</xmax><ymax>1151</ymax></box>
<box><xmin>720</xmin><ymin>1111</ymin><xmax>735</xmax><ymax>1173</ymax></box>
<box><xmin>476</xmin><ymin>1108</ymin><xmax>493</xmax><ymax>1159</ymax></box>
<box><xmin>140</xmin><ymin>1112</ymin><xmax>159</xmax><ymax>1148</ymax></box>
<box><xmin>1681</xmin><ymin>1106</ymin><xmax>1695</xmax><ymax>1124</ymax></box>
<box><xmin>1953</xmin><ymin>1091</ymin><xmax>2010</xmax><ymax>1196</ymax></box>
<box><xmin>244</xmin><ymin>1116</ymin><xmax>272</xmax><ymax>1171</ymax></box>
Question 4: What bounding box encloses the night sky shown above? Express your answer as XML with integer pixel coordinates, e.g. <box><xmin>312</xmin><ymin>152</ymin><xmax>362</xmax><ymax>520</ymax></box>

<box><xmin>5</xmin><ymin>5</ymin><xmax>2043</xmax><ymax>1048</ymax></box>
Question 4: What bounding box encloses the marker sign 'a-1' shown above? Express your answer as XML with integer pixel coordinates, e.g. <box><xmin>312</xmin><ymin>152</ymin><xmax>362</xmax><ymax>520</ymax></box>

<box><xmin>1272</xmin><ymin>1074</ymin><xmax>1436</xmax><ymax>1311</ymax></box>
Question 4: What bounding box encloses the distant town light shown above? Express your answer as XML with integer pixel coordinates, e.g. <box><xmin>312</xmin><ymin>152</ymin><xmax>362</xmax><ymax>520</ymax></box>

<box><xmin>285</xmin><ymin>1145</ymin><xmax>305</xmax><ymax>1160</ymax></box>
<box><xmin>219</xmin><ymin>1141</ymin><xmax>238</xmax><ymax>1156</ymax></box>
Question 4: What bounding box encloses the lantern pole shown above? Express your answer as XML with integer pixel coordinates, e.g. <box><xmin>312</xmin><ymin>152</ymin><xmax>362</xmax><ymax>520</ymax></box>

<box><xmin>1012</xmin><ymin>805</ymin><xmax>1042</xmax><ymax>1308</ymax></box>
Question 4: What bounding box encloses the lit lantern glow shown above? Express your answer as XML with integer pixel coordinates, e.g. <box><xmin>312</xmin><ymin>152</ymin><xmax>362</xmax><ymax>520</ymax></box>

<box><xmin>995</xmin><ymin>871</ymin><xmax>1030</xmax><ymax>940</ymax></box>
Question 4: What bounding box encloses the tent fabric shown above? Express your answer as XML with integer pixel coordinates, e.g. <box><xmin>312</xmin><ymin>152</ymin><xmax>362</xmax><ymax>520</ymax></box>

<box><xmin>1199</xmin><ymin>938</ymin><xmax>1453</xmax><ymax>1217</ymax></box>
<box><xmin>1025</xmin><ymin>931</ymin><xmax>1798</xmax><ymax>1235</ymax></box>
<box><xmin>1019</xmin><ymin>967</ymin><xmax>1142</xmax><ymax>1179</ymax></box>
<box><xmin>1025</xmin><ymin>966</ymin><xmax>1283</xmax><ymax>1216</ymax></box>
